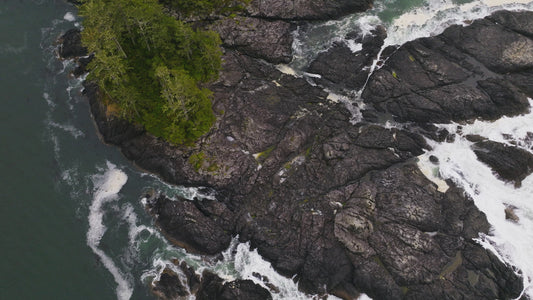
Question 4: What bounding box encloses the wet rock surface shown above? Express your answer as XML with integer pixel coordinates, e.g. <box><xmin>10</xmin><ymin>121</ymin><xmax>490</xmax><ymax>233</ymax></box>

<box><xmin>473</xmin><ymin>140</ymin><xmax>533</xmax><ymax>186</ymax></box>
<box><xmin>151</xmin><ymin>264</ymin><xmax>272</xmax><ymax>300</ymax></box>
<box><xmin>197</xmin><ymin>272</ymin><xmax>272</xmax><ymax>300</ymax></box>
<box><xmin>58</xmin><ymin>28</ymin><xmax>87</xmax><ymax>59</ymax></box>
<box><xmin>307</xmin><ymin>26</ymin><xmax>387</xmax><ymax>92</ymax></box>
<box><xmin>362</xmin><ymin>11</ymin><xmax>533</xmax><ymax>123</ymax></box>
<box><xmin>60</xmin><ymin>8</ymin><xmax>529</xmax><ymax>300</ymax></box>
<box><xmin>206</xmin><ymin>0</ymin><xmax>375</xmax><ymax>65</ymax></box>
<box><xmin>151</xmin><ymin>268</ymin><xmax>190</xmax><ymax>300</ymax></box>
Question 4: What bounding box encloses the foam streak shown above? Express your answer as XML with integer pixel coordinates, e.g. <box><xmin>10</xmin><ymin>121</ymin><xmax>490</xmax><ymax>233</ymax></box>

<box><xmin>87</xmin><ymin>162</ymin><xmax>132</xmax><ymax>300</ymax></box>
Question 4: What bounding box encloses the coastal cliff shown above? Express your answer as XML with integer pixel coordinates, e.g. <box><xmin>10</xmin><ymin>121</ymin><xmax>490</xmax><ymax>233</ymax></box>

<box><xmin>61</xmin><ymin>2</ymin><xmax>531</xmax><ymax>299</ymax></box>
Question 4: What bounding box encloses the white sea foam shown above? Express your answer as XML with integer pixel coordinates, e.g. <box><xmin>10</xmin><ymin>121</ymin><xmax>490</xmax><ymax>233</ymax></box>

<box><xmin>140</xmin><ymin>172</ymin><xmax>216</xmax><ymax>201</ymax></box>
<box><xmin>63</xmin><ymin>12</ymin><xmax>76</xmax><ymax>22</ymax></box>
<box><xmin>435</xmin><ymin>101</ymin><xmax>533</xmax><ymax>151</ymax></box>
<box><xmin>208</xmin><ymin>239</ymin><xmax>341</xmax><ymax>300</ymax></box>
<box><xmin>48</xmin><ymin>121</ymin><xmax>84</xmax><ymax>139</ymax></box>
<box><xmin>419</xmin><ymin>100</ymin><xmax>533</xmax><ymax>298</ymax></box>
<box><xmin>121</xmin><ymin>203</ymin><xmax>159</xmax><ymax>250</ymax></box>
<box><xmin>289</xmin><ymin>0</ymin><xmax>533</xmax><ymax>73</ymax></box>
<box><xmin>384</xmin><ymin>0</ymin><xmax>533</xmax><ymax>47</ymax></box>
<box><xmin>43</xmin><ymin>92</ymin><xmax>55</xmax><ymax>107</ymax></box>
<box><xmin>88</xmin><ymin>162</ymin><xmax>132</xmax><ymax>300</ymax></box>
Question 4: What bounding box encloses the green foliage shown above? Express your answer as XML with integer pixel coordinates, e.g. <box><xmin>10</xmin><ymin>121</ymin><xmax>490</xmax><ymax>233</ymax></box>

<box><xmin>160</xmin><ymin>0</ymin><xmax>251</xmax><ymax>18</ymax></box>
<box><xmin>255</xmin><ymin>145</ymin><xmax>276</xmax><ymax>163</ymax></box>
<box><xmin>188</xmin><ymin>151</ymin><xmax>219</xmax><ymax>172</ymax></box>
<box><xmin>188</xmin><ymin>152</ymin><xmax>206</xmax><ymax>171</ymax></box>
<box><xmin>79</xmin><ymin>0</ymin><xmax>221</xmax><ymax>144</ymax></box>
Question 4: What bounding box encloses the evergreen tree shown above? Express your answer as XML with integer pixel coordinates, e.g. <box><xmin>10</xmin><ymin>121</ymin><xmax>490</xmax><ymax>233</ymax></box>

<box><xmin>78</xmin><ymin>0</ymin><xmax>222</xmax><ymax>144</ymax></box>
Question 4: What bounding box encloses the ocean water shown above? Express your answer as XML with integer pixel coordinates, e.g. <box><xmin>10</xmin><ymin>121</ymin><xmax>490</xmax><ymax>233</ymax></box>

<box><xmin>1</xmin><ymin>0</ymin><xmax>532</xmax><ymax>299</ymax></box>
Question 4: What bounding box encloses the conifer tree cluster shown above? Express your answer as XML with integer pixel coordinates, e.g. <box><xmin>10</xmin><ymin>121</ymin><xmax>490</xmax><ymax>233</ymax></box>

<box><xmin>79</xmin><ymin>0</ymin><xmax>224</xmax><ymax>144</ymax></box>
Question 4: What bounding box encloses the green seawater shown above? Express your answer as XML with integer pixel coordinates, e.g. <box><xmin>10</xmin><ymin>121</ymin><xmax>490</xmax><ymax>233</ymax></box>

<box><xmin>2</xmin><ymin>0</ymin><xmax>533</xmax><ymax>299</ymax></box>
<box><xmin>0</xmin><ymin>1</ymin><xmax>182</xmax><ymax>299</ymax></box>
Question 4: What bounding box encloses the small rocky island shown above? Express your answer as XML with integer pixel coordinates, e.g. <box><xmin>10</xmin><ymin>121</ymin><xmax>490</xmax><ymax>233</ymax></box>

<box><xmin>61</xmin><ymin>0</ymin><xmax>532</xmax><ymax>298</ymax></box>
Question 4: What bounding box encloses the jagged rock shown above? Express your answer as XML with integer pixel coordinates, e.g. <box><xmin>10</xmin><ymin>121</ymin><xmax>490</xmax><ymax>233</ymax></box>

<box><xmin>307</xmin><ymin>26</ymin><xmax>386</xmax><ymax>92</ymax></box>
<box><xmin>72</xmin><ymin>53</ymin><xmax>93</xmax><ymax>77</ymax></box>
<box><xmin>246</xmin><ymin>0</ymin><xmax>373</xmax><ymax>20</ymax></box>
<box><xmin>151</xmin><ymin>268</ymin><xmax>190</xmax><ymax>300</ymax></box>
<box><xmin>505</xmin><ymin>206</ymin><xmax>520</xmax><ymax>223</ymax></box>
<box><xmin>362</xmin><ymin>11</ymin><xmax>533</xmax><ymax>123</ymax></box>
<box><xmin>196</xmin><ymin>271</ymin><xmax>272</xmax><ymax>300</ymax></box>
<box><xmin>146</xmin><ymin>195</ymin><xmax>233</xmax><ymax>255</ymax></box>
<box><xmin>212</xmin><ymin>17</ymin><xmax>293</xmax><ymax>64</ymax></box>
<box><xmin>152</xmin><ymin>265</ymin><xmax>271</xmax><ymax>300</ymax></box>
<box><xmin>63</xmin><ymin>8</ymin><xmax>527</xmax><ymax>300</ymax></box>
<box><xmin>473</xmin><ymin>140</ymin><xmax>533</xmax><ymax>186</ymax></box>
<box><xmin>338</xmin><ymin>164</ymin><xmax>518</xmax><ymax>299</ymax></box>
<box><xmin>58</xmin><ymin>28</ymin><xmax>87</xmax><ymax>59</ymax></box>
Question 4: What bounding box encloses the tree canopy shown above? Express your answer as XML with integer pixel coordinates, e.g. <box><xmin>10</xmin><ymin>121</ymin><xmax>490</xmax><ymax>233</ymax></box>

<box><xmin>79</xmin><ymin>0</ymin><xmax>222</xmax><ymax>144</ymax></box>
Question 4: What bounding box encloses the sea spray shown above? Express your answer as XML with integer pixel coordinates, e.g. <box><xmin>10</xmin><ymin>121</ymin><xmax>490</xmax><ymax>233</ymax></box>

<box><xmin>288</xmin><ymin>0</ymin><xmax>533</xmax><ymax>73</ymax></box>
<box><xmin>231</xmin><ymin>242</ymin><xmax>342</xmax><ymax>300</ymax></box>
<box><xmin>88</xmin><ymin>162</ymin><xmax>132</xmax><ymax>300</ymax></box>
<box><xmin>382</xmin><ymin>0</ymin><xmax>533</xmax><ymax>47</ymax></box>
<box><xmin>418</xmin><ymin>99</ymin><xmax>533</xmax><ymax>298</ymax></box>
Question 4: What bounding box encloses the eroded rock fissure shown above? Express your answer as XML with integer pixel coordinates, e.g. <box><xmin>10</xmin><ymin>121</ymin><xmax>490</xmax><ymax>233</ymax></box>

<box><xmin>60</xmin><ymin>3</ymin><xmax>533</xmax><ymax>299</ymax></box>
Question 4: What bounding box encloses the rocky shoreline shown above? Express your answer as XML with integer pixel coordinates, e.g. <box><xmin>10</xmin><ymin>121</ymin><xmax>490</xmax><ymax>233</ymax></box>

<box><xmin>61</xmin><ymin>1</ymin><xmax>532</xmax><ymax>299</ymax></box>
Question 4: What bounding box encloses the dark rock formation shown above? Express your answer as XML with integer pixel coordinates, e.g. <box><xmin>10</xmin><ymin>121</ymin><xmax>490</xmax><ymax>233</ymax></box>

<box><xmin>246</xmin><ymin>0</ymin><xmax>373</xmax><ymax>20</ymax></box>
<box><xmin>473</xmin><ymin>140</ymin><xmax>533</xmax><ymax>186</ymax></box>
<box><xmin>362</xmin><ymin>11</ymin><xmax>533</xmax><ymax>123</ymax></box>
<box><xmin>210</xmin><ymin>0</ymin><xmax>375</xmax><ymax>65</ymax></box>
<box><xmin>147</xmin><ymin>194</ymin><xmax>233</xmax><ymax>255</ymax></box>
<box><xmin>212</xmin><ymin>17</ymin><xmax>294</xmax><ymax>64</ymax></box>
<box><xmin>61</xmin><ymin>8</ymin><xmax>528</xmax><ymax>300</ymax></box>
<box><xmin>151</xmin><ymin>268</ymin><xmax>190</xmax><ymax>299</ymax></box>
<box><xmin>307</xmin><ymin>26</ymin><xmax>387</xmax><ymax>92</ymax></box>
<box><xmin>151</xmin><ymin>265</ymin><xmax>272</xmax><ymax>300</ymax></box>
<box><xmin>58</xmin><ymin>28</ymin><xmax>87</xmax><ymax>59</ymax></box>
<box><xmin>196</xmin><ymin>271</ymin><xmax>272</xmax><ymax>300</ymax></box>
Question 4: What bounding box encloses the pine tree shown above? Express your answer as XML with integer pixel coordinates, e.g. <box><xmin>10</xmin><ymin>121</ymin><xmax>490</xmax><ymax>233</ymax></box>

<box><xmin>78</xmin><ymin>0</ymin><xmax>222</xmax><ymax>144</ymax></box>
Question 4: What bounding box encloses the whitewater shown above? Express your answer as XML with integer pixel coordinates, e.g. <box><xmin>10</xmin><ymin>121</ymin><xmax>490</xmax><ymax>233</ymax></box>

<box><xmin>35</xmin><ymin>0</ymin><xmax>533</xmax><ymax>299</ymax></box>
<box><xmin>286</xmin><ymin>0</ymin><xmax>533</xmax><ymax>298</ymax></box>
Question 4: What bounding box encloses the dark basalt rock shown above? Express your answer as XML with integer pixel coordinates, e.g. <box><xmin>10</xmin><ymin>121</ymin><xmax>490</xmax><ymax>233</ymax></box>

<box><xmin>197</xmin><ymin>271</ymin><xmax>272</xmax><ymax>300</ymax></box>
<box><xmin>72</xmin><ymin>53</ymin><xmax>93</xmax><ymax>77</ymax></box>
<box><xmin>246</xmin><ymin>0</ymin><xmax>373</xmax><ymax>20</ymax></box>
<box><xmin>307</xmin><ymin>26</ymin><xmax>387</xmax><ymax>92</ymax></box>
<box><xmin>152</xmin><ymin>265</ymin><xmax>272</xmax><ymax>300</ymax></box>
<box><xmin>64</xmin><ymin>8</ymin><xmax>527</xmax><ymax>300</ymax></box>
<box><xmin>147</xmin><ymin>194</ymin><xmax>233</xmax><ymax>255</ymax></box>
<box><xmin>473</xmin><ymin>140</ymin><xmax>533</xmax><ymax>186</ymax></box>
<box><xmin>58</xmin><ymin>28</ymin><xmax>87</xmax><ymax>59</ymax></box>
<box><xmin>362</xmin><ymin>11</ymin><xmax>533</xmax><ymax>124</ymax></box>
<box><xmin>212</xmin><ymin>17</ymin><xmax>294</xmax><ymax>64</ymax></box>
<box><xmin>151</xmin><ymin>268</ymin><xmax>190</xmax><ymax>300</ymax></box>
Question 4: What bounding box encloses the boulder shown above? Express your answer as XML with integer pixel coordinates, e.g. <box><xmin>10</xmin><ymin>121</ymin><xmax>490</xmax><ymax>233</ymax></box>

<box><xmin>146</xmin><ymin>195</ymin><xmax>233</xmax><ymax>255</ymax></box>
<box><xmin>58</xmin><ymin>28</ymin><xmax>87</xmax><ymax>59</ymax></box>
<box><xmin>473</xmin><ymin>140</ymin><xmax>533</xmax><ymax>186</ymax></box>
<box><xmin>196</xmin><ymin>271</ymin><xmax>272</xmax><ymax>300</ymax></box>
<box><xmin>151</xmin><ymin>268</ymin><xmax>190</xmax><ymax>300</ymax></box>
<box><xmin>152</xmin><ymin>265</ymin><xmax>272</xmax><ymax>300</ymax></box>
